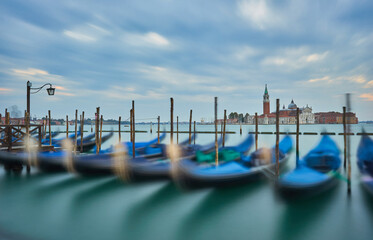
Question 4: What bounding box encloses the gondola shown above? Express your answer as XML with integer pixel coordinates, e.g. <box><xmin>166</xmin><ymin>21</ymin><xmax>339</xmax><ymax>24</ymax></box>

<box><xmin>131</xmin><ymin>133</ymin><xmax>195</xmax><ymax>158</ymax></box>
<box><xmin>0</xmin><ymin>132</ymin><xmax>113</xmax><ymax>172</ymax></box>
<box><xmin>71</xmin><ymin>134</ymin><xmax>225</xmax><ymax>177</ymax></box>
<box><xmin>0</xmin><ymin>132</ymin><xmax>160</xmax><ymax>172</ymax></box>
<box><xmin>79</xmin><ymin>132</ymin><xmax>114</xmax><ymax>152</ymax></box>
<box><xmin>172</xmin><ymin>135</ymin><xmax>291</xmax><ymax>189</ymax></box>
<box><xmin>41</xmin><ymin>131</ymin><xmax>60</xmax><ymax>140</ymax></box>
<box><xmin>120</xmin><ymin>134</ymin><xmax>230</xmax><ymax>181</ymax></box>
<box><xmin>41</xmin><ymin>131</ymin><xmax>81</xmax><ymax>145</ymax></box>
<box><xmin>99</xmin><ymin>132</ymin><xmax>167</xmax><ymax>157</ymax></box>
<box><xmin>357</xmin><ymin>135</ymin><xmax>373</xmax><ymax>195</ymax></box>
<box><xmin>277</xmin><ymin>135</ymin><xmax>341</xmax><ymax>198</ymax></box>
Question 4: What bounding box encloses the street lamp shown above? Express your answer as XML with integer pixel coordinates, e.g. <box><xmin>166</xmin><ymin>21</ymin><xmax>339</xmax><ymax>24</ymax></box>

<box><xmin>27</xmin><ymin>81</ymin><xmax>55</xmax><ymax>118</ymax></box>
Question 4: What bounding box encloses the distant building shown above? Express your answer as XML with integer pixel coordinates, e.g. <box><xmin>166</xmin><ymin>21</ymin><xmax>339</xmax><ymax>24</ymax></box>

<box><xmin>257</xmin><ymin>85</ymin><xmax>315</xmax><ymax>124</ymax></box>
<box><xmin>0</xmin><ymin>117</ymin><xmax>25</xmax><ymax>125</ymax></box>
<box><xmin>315</xmin><ymin>112</ymin><xmax>358</xmax><ymax>124</ymax></box>
<box><xmin>263</xmin><ymin>84</ymin><xmax>270</xmax><ymax>115</ymax></box>
<box><xmin>217</xmin><ymin>118</ymin><xmax>238</xmax><ymax>124</ymax></box>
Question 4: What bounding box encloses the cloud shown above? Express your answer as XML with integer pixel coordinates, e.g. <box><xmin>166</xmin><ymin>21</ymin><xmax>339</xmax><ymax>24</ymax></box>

<box><xmin>55</xmin><ymin>86</ymin><xmax>66</xmax><ymax>90</ymax></box>
<box><xmin>87</xmin><ymin>85</ymin><xmax>166</xmax><ymax>101</ymax></box>
<box><xmin>0</xmin><ymin>88</ymin><xmax>12</xmax><ymax>92</ymax></box>
<box><xmin>10</xmin><ymin>67</ymin><xmax>74</xmax><ymax>85</ymax></box>
<box><xmin>360</xmin><ymin>93</ymin><xmax>373</xmax><ymax>101</ymax></box>
<box><xmin>54</xmin><ymin>85</ymin><xmax>76</xmax><ymax>96</ymax></box>
<box><xmin>57</xmin><ymin>92</ymin><xmax>75</xmax><ymax>96</ymax></box>
<box><xmin>237</xmin><ymin>0</ymin><xmax>280</xmax><ymax>30</ymax></box>
<box><xmin>12</xmin><ymin>68</ymin><xmax>48</xmax><ymax>76</ymax></box>
<box><xmin>306</xmin><ymin>75</ymin><xmax>367</xmax><ymax>85</ymax></box>
<box><xmin>308</xmin><ymin>76</ymin><xmax>332</xmax><ymax>83</ymax></box>
<box><xmin>233</xmin><ymin>46</ymin><xmax>259</xmax><ymax>60</ymax></box>
<box><xmin>262</xmin><ymin>48</ymin><xmax>329</xmax><ymax>69</ymax></box>
<box><xmin>9</xmin><ymin>68</ymin><xmax>79</xmax><ymax>98</ymax></box>
<box><xmin>349</xmin><ymin>75</ymin><xmax>366</xmax><ymax>84</ymax></box>
<box><xmin>262</xmin><ymin>57</ymin><xmax>286</xmax><ymax>66</ymax></box>
<box><xmin>364</xmin><ymin>80</ymin><xmax>373</xmax><ymax>88</ymax></box>
<box><xmin>137</xmin><ymin>65</ymin><xmax>226</xmax><ymax>92</ymax></box>
<box><xmin>63</xmin><ymin>30</ymin><xmax>96</xmax><ymax>42</ymax></box>
<box><xmin>304</xmin><ymin>52</ymin><xmax>329</xmax><ymax>62</ymax></box>
<box><xmin>123</xmin><ymin>31</ymin><xmax>170</xmax><ymax>47</ymax></box>
<box><xmin>63</xmin><ymin>23</ymin><xmax>111</xmax><ymax>42</ymax></box>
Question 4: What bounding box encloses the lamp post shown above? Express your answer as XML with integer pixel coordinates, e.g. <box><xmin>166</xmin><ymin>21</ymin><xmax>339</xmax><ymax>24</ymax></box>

<box><xmin>26</xmin><ymin>81</ymin><xmax>55</xmax><ymax>118</ymax></box>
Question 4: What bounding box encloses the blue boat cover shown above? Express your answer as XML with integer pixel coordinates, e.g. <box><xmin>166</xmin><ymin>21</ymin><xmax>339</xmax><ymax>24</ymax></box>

<box><xmin>280</xmin><ymin>165</ymin><xmax>329</xmax><ymax>186</ymax></box>
<box><xmin>190</xmin><ymin>135</ymin><xmax>292</xmax><ymax>176</ymax></box>
<box><xmin>193</xmin><ymin>161</ymin><xmax>251</xmax><ymax>176</ymax></box>
<box><xmin>125</xmin><ymin>132</ymin><xmax>166</xmax><ymax>153</ymax></box>
<box><xmin>43</xmin><ymin>131</ymin><xmax>82</xmax><ymax>145</ymax></box>
<box><xmin>303</xmin><ymin>135</ymin><xmax>341</xmax><ymax>170</ymax></box>
<box><xmin>224</xmin><ymin>134</ymin><xmax>253</xmax><ymax>153</ymax></box>
<box><xmin>279</xmin><ymin>135</ymin><xmax>340</xmax><ymax>188</ymax></box>
<box><xmin>357</xmin><ymin>135</ymin><xmax>373</xmax><ymax>175</ymax></box>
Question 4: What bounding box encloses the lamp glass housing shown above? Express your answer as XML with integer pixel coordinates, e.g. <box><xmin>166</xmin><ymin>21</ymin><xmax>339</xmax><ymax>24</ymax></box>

<box><xmin>47</xmin><ymin>87</ymin><xmax>55</xmax><ymax>95</ymax></box>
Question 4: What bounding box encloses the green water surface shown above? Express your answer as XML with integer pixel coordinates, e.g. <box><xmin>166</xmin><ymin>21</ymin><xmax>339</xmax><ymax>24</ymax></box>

<box><xmin>0</xmin><ymin>123</ymin><xmax>372</xmax><ymax>240</ymax></box>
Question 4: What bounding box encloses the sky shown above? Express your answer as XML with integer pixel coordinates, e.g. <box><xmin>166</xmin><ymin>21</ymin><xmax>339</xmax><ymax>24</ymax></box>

<box><xmin>0</xmin><ymin>0</ymin><xmax>372</xmax><ymax>122</ymax></box>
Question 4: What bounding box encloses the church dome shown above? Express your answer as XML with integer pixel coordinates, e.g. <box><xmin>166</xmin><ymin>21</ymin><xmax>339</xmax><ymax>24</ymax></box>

<box><xmin>288</xmin><ymin>99</ymin><xmax>297</xmax><ymax>109</ymax></box>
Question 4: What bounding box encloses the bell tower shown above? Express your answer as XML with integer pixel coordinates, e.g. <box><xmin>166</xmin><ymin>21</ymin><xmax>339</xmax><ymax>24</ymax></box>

<box><xmin>263</xmin><ymin>84</ymin><xmax>270</xmax><ymax>115</ymax></box>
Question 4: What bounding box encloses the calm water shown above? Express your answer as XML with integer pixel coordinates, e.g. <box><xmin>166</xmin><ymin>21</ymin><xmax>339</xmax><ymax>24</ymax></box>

<box><xmin>1</xmin><ymin>123</ymin><xmax>373</xmax><ymax>240</ymax></box>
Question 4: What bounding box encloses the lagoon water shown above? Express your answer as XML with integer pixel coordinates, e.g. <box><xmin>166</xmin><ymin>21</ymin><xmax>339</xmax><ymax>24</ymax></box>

<box><xmin>1</xmin><ymin>123</ymin><xmax>373</xmax><ymax>240</ymax></box>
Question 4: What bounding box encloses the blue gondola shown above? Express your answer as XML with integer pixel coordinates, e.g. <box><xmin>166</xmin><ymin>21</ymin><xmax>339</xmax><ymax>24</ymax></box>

<box><xmin>71</xmin><ymin>134</ymin><xmax>224</xmax><ymax>178</ymax></box>
<box><xmin>357</xmin><ymin>135</ymin><xmax>373</xmax><ymax>195</ymax></box>
<box><xmin>277</xmin><ymin>135</ymin><xmax>341</xmax><ymax>198</ymax></box>
<box><xmin>0</xmin><ymin>132</ymin><xmax>160</xmax><ymax>172</ymax></box>
<box><xmin>41</xmin><ymin>131</ymin><xmax>82</xmax><ymax>145</ymax></box>
<box><xmin>99</xmin><ymin>132</ymin><xmax>167</xmax><ymax>157</ymax></box>
<box><xmin>171</xmin><ymin>134</ymin><xmax>285</xmax><ymax>189</ymax></box>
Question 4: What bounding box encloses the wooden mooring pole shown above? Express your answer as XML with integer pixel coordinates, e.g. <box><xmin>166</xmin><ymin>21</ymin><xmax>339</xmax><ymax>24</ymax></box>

<box><xmin>80</xmin><ymin>111</ymin><xmax>84</xmax><ymax>153</ymax></box>
<box><xmin>346</xmin><ymin>92</ymin><xmax>352</xmax><ymax>195</ymax></box>
<box><xmin>99</xmin><ymin>115</ymin><xmax>103</xmax><ymax>151</ymax></box>
<box><xmin>157</xmin><ymin>116</ymin><xmax>160</xmax><ymax>143</ymax></box>
<box><xmin>66</xmin><ymin>115</ymin><xmax>69</xmax><ymax>139</ymax></box>
<box><xmin>95</xmin><ymin>107</ymin><xmax>100</xmax><ymax>154</ymax></box>
<box><xmin>5</xmin><ymin>113</ymin><xmax>8</xmax><ymax>124</ymax></box>
<box><xmin>48</xmin><ymin>110</ymin><xmax>51</xmax><ymax>145</ymax></box>
<box><xmin>150</xmin><ymin>121</ymin><xmax>152</xmax><ymax>134</ymax></box>
<box><xmin>255</xmin><ymin>112</ymin><xmax>258</xmax><ymax>151</ymax></box>
<box><xmin>177</xmin><ymin>116</ymin><xmax>179</xmax><ymax>144</ymax></box>
<box><xmin>194</xmin><ymin>121</ymin><xmax>196</xmax><ymax>145</ymax></box>
<box><xmin>74</xmin><ymin>110</ymin><xmax>78</xmax><ymax>153</ymax></box>
<box><xmin>130</xmin><ymin>109</ymin><xmax>133</xmax><ymax>142</ymax></box>
<box><xmin>214</xmin><ymin>97</ymin><xmax>218</xmax><ymax>166</ymax></box>
<box><xmin>132</xmin><ymin>100</ymin><xmax>135</xmax><ymax>158</ymax></box>
<box><xmin>296</xmin><ymin>108</ymin><xmax>300</xmax><ymax>168</ymax></box>
<box><xmin>343</xmin><ymin>107</ymin><xmax>347</xmax><ymax>170</ymax></box>
<box><xmin>189</xmin><ymin>109</ymin><xmax>192</xmax><ymax>144</ymax></box>
<box><xmin>79</xmin><ymin>114</ymin><xmax>82</xmax><ymax>151</ymax></box>
<box><xmin>275</xmin><ymin>99</ymin><xmax>280</xmax><ymax>178</ymax></box>
<box><xmin>170</xmin><ymin>98</ymin><xmax>174</xmax><ymax>145</ymax></box>
<box><xmin>6</xmin><ymin>112</ymin><xmax>11</xmax><ymax>151</ymax></box>
<box><xmin>223</xmin><ymin>110</ymin><xmax>227</xmax><ymax>147</ymax></box>
<box><xmin>25</xmin><ymin>111</ymin><xmax>30</xmax><ymax>172</ymax></box>
<box><xmin>118</xmin><ymin>116</ymin><xmax>121</xmax><ymax>143</ymax></box>
<box><xmin>44</xmin><ymin>115</ymin><xmax>47</xmax><ymax>137</ymax></box>
<box><xmin>240</xmin><ymin>121</ymin><xmax>242</xmax><ymax>135</ymax></box>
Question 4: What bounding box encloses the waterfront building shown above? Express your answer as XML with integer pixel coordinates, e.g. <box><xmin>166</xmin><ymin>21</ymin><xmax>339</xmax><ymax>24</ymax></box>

<box><xmin>315</xmin><ymin>112</ymin><xmax>358</xmax><ymax>124</ymax></box>
<box><xmin>263</xmin><ymin>84</ymin><xmax>270</xmax><ymax>115</ymax></box>
<box><xmin>257</xmin><ymin>85</ymin><xmax>315</xmax><ymax>125</ymax></box>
